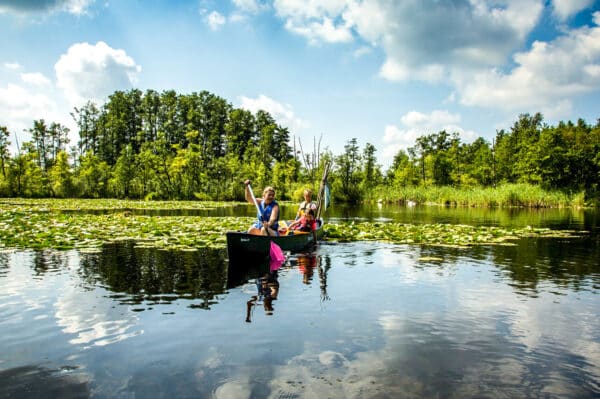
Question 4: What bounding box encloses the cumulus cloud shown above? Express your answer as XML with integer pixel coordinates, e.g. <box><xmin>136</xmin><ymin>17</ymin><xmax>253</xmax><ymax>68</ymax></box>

<box><xmin>274</xmin><ymin>0</ymin><xmax>353</xmax><ymax>44</ymax></box>
<box><xmin>4</xmin><ymin>62</ymin><xmax>21</xmax><ymax>70</ymax></box>
<box><xmin>552</xmin><ymin>0</ymin><xmax>595</xmax><ymax>20</ymax></box>
<box><xmin>232</xmin><ymin>0</ymin><xmax>268</xmax><ymax>14</ymax></box>
<box><xmin>206</xmin><ymin>10</ymin><xmax>226</xmax><ymax>30</ymax></box>
<box><xmin>54</xmin><ymin>41</ymin><xmax>141</xmax><ymax>107</ymax></box>
<box><xmin>457</xmin><ymin>12</ymin><xmax>600</xmax><ymax>118</ymax></box>
<box><xmin>0</xmin><ymin>0</ymin><xmax>94</xmax><ymax>15</ymax></box>
<box><xmin>360</xmin><ymin>0</ymin><xmax>543</xmax><ymax>82</ymax></box>
<box><xmin>21</xmin><ymin>72</ymin><xmax>51</xmax><ymax>86</ymax></box>
<box><xmin>381</xmin><ymin>110</ymin><xmax>477</xmax><ymax>164</ymax></box>
<box><xmin>238</xmin><ymin>94</ymin><xmax>307</xmax><ymax>131</ymax></box>
<box><xmin>272</xmin><ymin>0</ymin><xmax>542</xmax><ymax>77</ymax></box>
<box><xmin>233</xmin><ymin>1</ymin><xmax>598</xmax><ymax>123</ymax></box>
<box><xmin>0</xmin><ymin>83</ymin><xmax>58</xmax><ymax>133</ymax></box>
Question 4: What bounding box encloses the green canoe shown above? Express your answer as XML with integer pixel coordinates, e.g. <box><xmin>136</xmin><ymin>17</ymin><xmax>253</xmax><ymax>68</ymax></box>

<box><xmin>226</xmin><ymin>220</ymin><xmax>324</xmax><ymax>261</ymax></box>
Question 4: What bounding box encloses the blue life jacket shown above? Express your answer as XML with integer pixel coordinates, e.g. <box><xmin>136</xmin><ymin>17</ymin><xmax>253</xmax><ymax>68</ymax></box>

<box><xmin>257</xmin><ymin>200</ymin><xmax>279</xmax><ymax>230</ymax></box>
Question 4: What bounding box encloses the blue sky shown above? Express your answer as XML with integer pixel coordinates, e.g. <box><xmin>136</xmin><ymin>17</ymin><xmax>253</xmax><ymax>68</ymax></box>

<box><xmin>1</xmin><ymin>0</ymin><xmax>599</xmax><ymax>168</ymax></box>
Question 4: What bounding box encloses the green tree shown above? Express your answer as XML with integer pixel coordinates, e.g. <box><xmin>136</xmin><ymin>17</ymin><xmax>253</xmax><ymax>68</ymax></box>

<box><xmin>462</xmin><ymin>137</ymin><xmax>493</xmax><ymax>186</ymax></box>
<box><xmin>75</xmin><ymin>151</ymin><xmax>110</xmax><ymax>198</ymax></box>
<box><xmin>360</xmin><ymin>142</ymin><xmax>381</xmax><ymax>196</ymax></box>
<box><xmin>334</xmin><ymin>138</ymin><xmax>362</xmax><ymax>203</ymax></box>
<box><xmin>225</xmin><ymin>108</ymin><xmax>256</xmax><ymax>161</ymax></box>
<box><xmin>111</xmin><ymin>144</ymin><xmax>137</xmax><ymax>198</ymax></box>
<box><xmin>49</xmin><ymin>151</ymin><xmax>74</xmax><ymax>197</ymax></box>
<box><xmin>8</xmin><ymin>142</ymin><xmax>47</xmax><ymax>197</ymax></box>
<box><xmin>387</xmin><ymin>149</ymin><xmax>418</xmax><ymax>187</ymax></box>
<box><xmin>137</xmin><ymin>134</ymin><xmax>174</xmax><ymax>199</ymax></box>
<box><xmin>0</xmin><ymin>125</ymin><xmax>11</xmax><ymax>179</ymax></box>
<box><xmin>72</xmin><ymin>101</ymin><xmax>101</xmax><ymax>159</ymax></box>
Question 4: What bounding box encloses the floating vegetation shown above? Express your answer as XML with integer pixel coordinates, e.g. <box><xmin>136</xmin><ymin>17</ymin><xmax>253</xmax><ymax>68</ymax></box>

<box><xmin>325</xmin><ymin>221</ymin><xmax>587</xmax><ymax>248</ymax></box>
<box><xmin>0</xmin><ymin>199</ymin><xmax>588</xmax><ymax>251</ymax></box>
<box><xmin>0</xmin><ymin>198</ymin><xmax>241</xmax><ymax>213</ymax></box>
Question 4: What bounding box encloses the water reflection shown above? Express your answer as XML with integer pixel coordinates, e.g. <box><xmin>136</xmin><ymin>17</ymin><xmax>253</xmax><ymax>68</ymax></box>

<box><xmin>491</xmin><ymin>236</ymin><xmax>600</xmax><ymax>296</ymax></box>
<box><xmin>0</xmin><ymin>365</ymin><xmax>90</xmax><ymax>399</ymax></box>
<box><xmin>245</xmin><ymin>268</ymin><xmax>280</xmax><ymax>323</ymax></box>
<box><xmin>2</xmin><ymin>232</ymin><xmax>600</xmax><ymax>398</ymax></box>
<box><xmin>289</xmin><ymin>252</ymin><xmax>332</xmax><ymax>301</ymax></box>
<box><xmin>78</xmin><ymin>240</ymin><xmax>229</xmax><ymax>309</ymax></box>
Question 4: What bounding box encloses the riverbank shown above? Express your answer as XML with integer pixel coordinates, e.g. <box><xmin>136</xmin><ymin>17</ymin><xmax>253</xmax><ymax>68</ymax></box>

<box><xmin>370</xmin><ymin>183</ymin><xmax>593</xmax><ymax>208</ymax></box>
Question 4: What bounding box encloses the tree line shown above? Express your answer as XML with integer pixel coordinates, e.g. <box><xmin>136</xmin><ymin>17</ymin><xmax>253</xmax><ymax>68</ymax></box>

<box><xmin>0</xmin><ymin>89</ymin><xmax>598</xmax><ymax>204</ymax></box>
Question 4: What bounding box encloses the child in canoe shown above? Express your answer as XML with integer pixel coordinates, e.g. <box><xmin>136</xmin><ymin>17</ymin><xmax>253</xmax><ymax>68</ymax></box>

<box><xmin>283</xmin><ymin>208</ymin><xmax>318</xmax><ymax>234</ymax></box>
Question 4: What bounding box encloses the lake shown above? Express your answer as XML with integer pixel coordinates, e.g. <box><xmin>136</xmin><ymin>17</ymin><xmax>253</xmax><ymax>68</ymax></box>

<box><xmin>1</xmin><ymin>205</ymin><xmax>599</xmax><ymax>398</ymax></box>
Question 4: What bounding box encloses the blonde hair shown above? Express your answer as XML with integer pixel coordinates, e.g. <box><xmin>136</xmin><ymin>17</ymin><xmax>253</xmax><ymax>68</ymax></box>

<box><xmin>263</xmin><ymin>186</ymin><xmax>275</xmax><ymax>195</ymax></box>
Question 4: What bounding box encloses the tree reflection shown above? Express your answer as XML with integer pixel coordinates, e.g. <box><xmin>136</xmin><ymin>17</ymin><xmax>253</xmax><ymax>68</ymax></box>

<box><xmin>492</xmin><ymin>237</ymin><xmax>600</xmax><ymax>295</ymax></box>
<box><xmin>78</xmin><ymin>240</ymin><xmax>229</xmax><ymax>308</ymax></box>
<box><xmin>32</xmin><ymin>250</ymin><xmax>69</xmax><ymax>276</ymax></box>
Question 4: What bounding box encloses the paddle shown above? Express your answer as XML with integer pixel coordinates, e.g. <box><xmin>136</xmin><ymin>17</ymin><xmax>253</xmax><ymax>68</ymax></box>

<box><xmin>246</xmin><ymin>183</ymin><xmax>285</xmax><ymax>264</ymax></box>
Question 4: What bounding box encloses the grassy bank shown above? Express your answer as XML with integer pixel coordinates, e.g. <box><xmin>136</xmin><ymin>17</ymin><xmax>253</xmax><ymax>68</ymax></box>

<box><xmin>370</xmin><ymin>183</ymin><xmax>590</xmax><ymax>208</ymax></box>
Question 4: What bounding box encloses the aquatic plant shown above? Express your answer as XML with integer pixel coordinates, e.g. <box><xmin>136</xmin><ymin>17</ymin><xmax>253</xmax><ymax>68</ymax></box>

<box><xmin>0</xmin><ymin>199</ymin><xmax>587</xmax><ymax>251</ymax></box>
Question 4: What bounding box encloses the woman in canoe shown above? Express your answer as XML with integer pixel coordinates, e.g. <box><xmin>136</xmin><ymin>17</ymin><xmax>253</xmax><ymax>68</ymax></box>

<box><xmin>295</xmin><ymin>188</ymin><xmax>316</xmax><ymax>220</ymax></box>
<box><xmin>244</xmin><ymin>180</ymin><xmax>280</xmax><ymax>236</ymax></box>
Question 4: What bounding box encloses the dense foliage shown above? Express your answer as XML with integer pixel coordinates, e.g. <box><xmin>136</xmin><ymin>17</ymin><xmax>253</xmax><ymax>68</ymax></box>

<box><xmin>0</xmin><ymin>89</ymin><xmax>598</xmax><ymax>205</ymax></box>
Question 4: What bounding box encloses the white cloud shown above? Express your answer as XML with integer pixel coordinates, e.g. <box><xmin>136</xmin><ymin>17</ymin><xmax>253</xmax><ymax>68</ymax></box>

<box><xmin>274</xmin><ymin>0</ymin><xmax>347</xmax><ymax>20</ymax></box>
<box><xmin>457</xmin><ymin>12</ymin><xmax>600</xmax><ymax>118</ymax></box>
<box><xmin>4</xmin><ymin>62</ymin><xmax>21</xmax><ymax>70</ymax></box>
<box><xmin>284</xmin><ymin>16</ymin><xmax>353</xmax><ymax>45</ymax></box>
<box><xmin>0</xmin><ymin>83</ymin><xmax>58</xmax><ymax>133</ymax></box>
<box><xmin>274</xmin><ymin>0</ymin><xmax>353</xmax><ymax>44</ymax></box>
<box><xmin>273</xmin><ymin>0</ymin><xmax>543</xmax><ymax>80</ymax></box>
<box><xmin>21</xmin><ymin>72</ymin><xmax>51</xmax><ymax>86</ymax></box>
<box><xmin>54</xmin><ymin>41</ymin><xmax>141</xmax><ymax>107</ymax></box>
<box><xmin>271</xmin><ymin>1</ymin><xmax>598</xmax><ymax>122</ymax></box>
<box><xmin>353</xmin><ymin>45</ymin><xmax>372</xmax><ymax>58</ymax></box>
<box><xmin>207</xmin><ymin>10</ymin><xmax>226</xmax><ymax>30</ymax></box>
<box><xmin>238</xmin><ymin>94</ymin><xmax>307</xmax><ymax>131</ymax></box>
<box><xmin>381</xmin><ymin>110</ymin><xmax>477</xmax><ymax>165</ymax></box>
<box><xmin>232</xmin><ymin>0</ymin><xmax>268</xmax><ymax>14</ymax></box>
<box><xmin>63</xmin><ymin>0</ymin><xmax>93</xmax><ymax>15</ymax></box>
<box><xmin>552</xmin><ymin>0</ymin><xmax>594</xmax><ymax>20</ymax></box>
<box><xmin>371</xmin><ymin>0</ymin><xmax>543</xmax><ymax>82</ymax></box>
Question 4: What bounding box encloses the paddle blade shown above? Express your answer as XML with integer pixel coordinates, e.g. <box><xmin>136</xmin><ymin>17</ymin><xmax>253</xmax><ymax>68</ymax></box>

<box><xmin>270</xmin><ymin>241</ymin><xmax>285</xmax><ymax>265</ymax></box>
<box><xmin>270</xmin><ymin>257</ymin><xmax>284</xmax><ymax>272</ymax></box>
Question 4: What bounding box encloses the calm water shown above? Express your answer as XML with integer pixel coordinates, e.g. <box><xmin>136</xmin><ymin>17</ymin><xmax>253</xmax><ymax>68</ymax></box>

<box><xmin>1</xmin><ymin>206</ymin><xmax>599</xmax><ymax>398</ymax></box>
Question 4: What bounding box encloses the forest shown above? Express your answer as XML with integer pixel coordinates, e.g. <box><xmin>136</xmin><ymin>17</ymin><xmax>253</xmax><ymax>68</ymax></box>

<box><xmin>0</xmin><ymin>89</ymin><xmax>598</xmax><ymax>205</ymax></box>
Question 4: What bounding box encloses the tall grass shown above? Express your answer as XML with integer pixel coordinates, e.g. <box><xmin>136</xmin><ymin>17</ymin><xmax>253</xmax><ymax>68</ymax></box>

<box><xmin>371</xmin><ymin>183</ymin><xmax>589</xmax><ymax>208</ymax></box>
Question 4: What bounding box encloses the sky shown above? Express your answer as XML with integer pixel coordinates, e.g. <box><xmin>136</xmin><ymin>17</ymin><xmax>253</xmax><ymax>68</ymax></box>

<box><xmin>1</xmin><ymin>0</ymin><xmax>600</xmax><ymax>169</ymax></box>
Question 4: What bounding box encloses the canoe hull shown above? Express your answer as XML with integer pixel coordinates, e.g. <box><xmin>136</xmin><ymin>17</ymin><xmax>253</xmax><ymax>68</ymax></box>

<box><xmin>226</xmin><ymin>223</ymin><xmax>324</xmax><ymax>261</ymax></box>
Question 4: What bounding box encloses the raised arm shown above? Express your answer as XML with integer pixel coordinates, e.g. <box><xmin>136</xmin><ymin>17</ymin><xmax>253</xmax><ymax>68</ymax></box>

<box><xmin>244</xmin><ymin>179</ymin><xmax>260</xmax><ymax>205</ymax></box>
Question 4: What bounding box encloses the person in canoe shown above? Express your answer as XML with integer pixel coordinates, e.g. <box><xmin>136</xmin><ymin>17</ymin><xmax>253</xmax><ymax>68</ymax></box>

<box><xmin>283</xmin><ymin>208</ymin><xmax>318</xmax><ymax>239</ymax></box>
<box><xmin>295</xmin><ymin>188</ymin><xmax>317</xmax><ymax>220</ymax></box>
<box><xmin>244</xmin><ymin>180</ymin><xmax>280</xmax><ymax>236</ymax></box>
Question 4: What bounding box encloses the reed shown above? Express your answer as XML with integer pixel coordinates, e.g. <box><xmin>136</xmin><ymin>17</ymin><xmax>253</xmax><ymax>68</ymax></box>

<box><xmin>372</xmin><ymin>184</ymin><xmax>589</xmax><ymax>208</ymax></box>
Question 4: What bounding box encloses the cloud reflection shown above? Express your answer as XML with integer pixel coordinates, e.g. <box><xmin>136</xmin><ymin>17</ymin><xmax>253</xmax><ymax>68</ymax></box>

<box><xmin>54</xmin><ymin>252</ymin><xmax>142</xmax><ymax>348</ymax></box>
